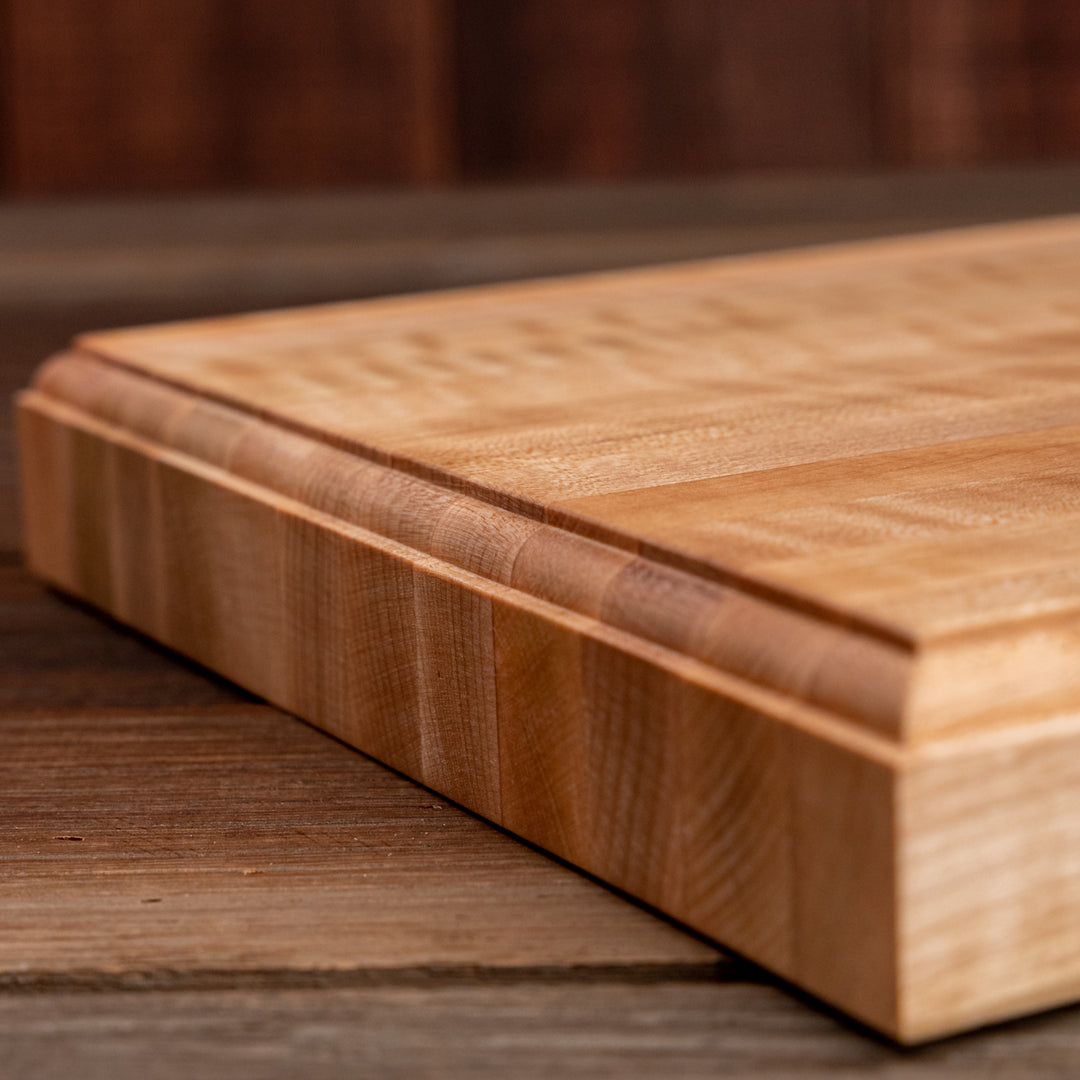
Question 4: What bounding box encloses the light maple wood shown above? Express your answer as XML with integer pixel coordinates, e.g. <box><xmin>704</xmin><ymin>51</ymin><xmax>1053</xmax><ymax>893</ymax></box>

<box><xmin>5</xmin><ymin>168</ymin><xmax>1080</xmax><ymax>554</ymax></box>
<box><xmin>17</xmin><ymin>216</ymin><xmax>1080</xmax><ymax>1042</ymax></box>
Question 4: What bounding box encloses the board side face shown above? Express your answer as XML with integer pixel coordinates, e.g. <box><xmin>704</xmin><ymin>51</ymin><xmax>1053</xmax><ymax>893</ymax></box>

<box><xmin>898</xmin><ymin>722</ymin><xmax>1080</xmax><ymax>1042</ymax></box>
<box><xmin>69</xmin><ymin>215</ymin><xmax>1080</xmax><ymax>741</ymax></box>
<box><xmin>15</xmin><ymin>377</ymin><xmax>903</xmax><ymax>1039</ymax></box>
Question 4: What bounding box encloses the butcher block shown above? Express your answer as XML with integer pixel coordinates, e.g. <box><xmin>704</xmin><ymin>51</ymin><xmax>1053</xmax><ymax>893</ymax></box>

<box><xmin>16</xmin><ymin>217</ymin><xmax>1080</xmax><ymax>1042</ymax></box>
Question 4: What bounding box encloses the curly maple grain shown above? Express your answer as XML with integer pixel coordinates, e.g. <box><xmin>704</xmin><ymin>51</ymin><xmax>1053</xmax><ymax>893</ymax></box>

<box><xmin>18</xmin><ymin>217</ymin><xmax>1080</xmax><ymax>1041</ymax></box>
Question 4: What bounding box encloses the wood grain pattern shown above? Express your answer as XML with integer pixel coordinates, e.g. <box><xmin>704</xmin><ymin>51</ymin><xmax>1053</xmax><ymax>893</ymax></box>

<box><xmin>4</xmin><ymin>168</ymin><xmax>1080</xmax><ymax>555</ymax></box>
<box><xmin>0</xmin><ymin>703</ymin><xmax>722</xmax><ymax>980</ymax></box>
<box><xmin>876</xmin><ymin>0</ymin><xmax>1080</xmax><ymax>167</ymax></box>
<box><xmin>12</xmin><ymin>567</ymin><xmax>1080</xmax><ymax>1076</ymax></box>
<box><xmin>7</xmin><ymin>0</ymin><xmax>1080</xmax><ymax>194</ymax></box>
<box><xmin>0</xmin><ymin>563</ymin><xmax>252</xmax><ymax>713</ymax></box>
<box><xmin>4</xmin><ymin>0</ymin><xmax>455</xmax><ymax>194</ymax></box>
<box><xmin>18</xmin><ymin>216</ymin><xmax>1080</xmax><ymax>1041</ymax></box>
<box><xmin>13</xmin><ymin>981</ymin><xmax>1080</xmax><ymax>1080</ymax></box>
<box><xmin>455</xmin><ymin>0</ymin><xmax>877</xmax><ymax>179</ymax></box>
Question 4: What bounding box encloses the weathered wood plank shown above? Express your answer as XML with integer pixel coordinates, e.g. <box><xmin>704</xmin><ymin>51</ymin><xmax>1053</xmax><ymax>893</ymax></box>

<box><xmin>3</xmin><ymin>981</ymin><xmax>1080</xmax><ymax>1080</ymax></box>
<box><xmin>0</xmin><ymin>704</ymin><xmax>725</xmax><ymax>980</ymax></box>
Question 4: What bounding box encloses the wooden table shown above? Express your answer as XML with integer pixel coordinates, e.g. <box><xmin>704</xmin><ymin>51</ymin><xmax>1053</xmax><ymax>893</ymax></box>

<box><xmin>6</xmin><ymin>170</ymin><xmax>1080</xmax><ymax>1076</ymax></box>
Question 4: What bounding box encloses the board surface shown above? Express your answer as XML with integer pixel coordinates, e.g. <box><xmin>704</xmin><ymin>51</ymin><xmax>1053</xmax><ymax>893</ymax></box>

<box><xmin>17</xmin><ymin>216</ymin><xmax>1080</xmax><ymax>1042</ymax></box>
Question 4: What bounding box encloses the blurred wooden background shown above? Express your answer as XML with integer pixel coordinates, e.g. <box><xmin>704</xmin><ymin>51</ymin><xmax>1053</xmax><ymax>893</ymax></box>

<box><xmin>3</xmin><ymin>0</ymin><xmax>1079</xmax><ymax>195</ymax></box>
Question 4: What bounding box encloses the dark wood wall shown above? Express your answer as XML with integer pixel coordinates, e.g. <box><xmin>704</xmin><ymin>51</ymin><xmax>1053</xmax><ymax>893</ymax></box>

<box><xmin>2</xmin><ymin>0</ymin><xmax>1079</xmax><ymax>195</ymax></box>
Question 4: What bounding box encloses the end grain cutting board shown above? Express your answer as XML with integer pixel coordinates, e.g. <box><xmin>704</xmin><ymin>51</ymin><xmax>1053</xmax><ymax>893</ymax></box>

<box><xmin>17</xmin><ymin>217</ymin><xmax>1080</xmax><ymax>1042</ymax></box>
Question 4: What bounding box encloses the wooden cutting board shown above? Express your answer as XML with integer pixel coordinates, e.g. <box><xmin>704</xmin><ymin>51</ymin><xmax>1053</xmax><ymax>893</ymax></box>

<box><xmin>17</xmin><ymin>217</ymin><xmax>1080</xmax><ymax>1043</ymax></box>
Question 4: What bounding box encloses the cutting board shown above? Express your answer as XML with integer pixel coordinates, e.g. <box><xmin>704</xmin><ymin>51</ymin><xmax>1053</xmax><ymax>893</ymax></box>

<box><xmin>17</xmin><ymin>217</ymin><xmax>1080</xmax><ymax>1042</ymax></box>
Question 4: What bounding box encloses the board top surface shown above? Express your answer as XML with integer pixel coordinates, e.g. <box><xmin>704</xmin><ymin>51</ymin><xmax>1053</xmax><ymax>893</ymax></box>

<box><xmin>41</xmin><ymin>216</ymin><xmax>1080</xmax><ymax>745</ymax></box>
